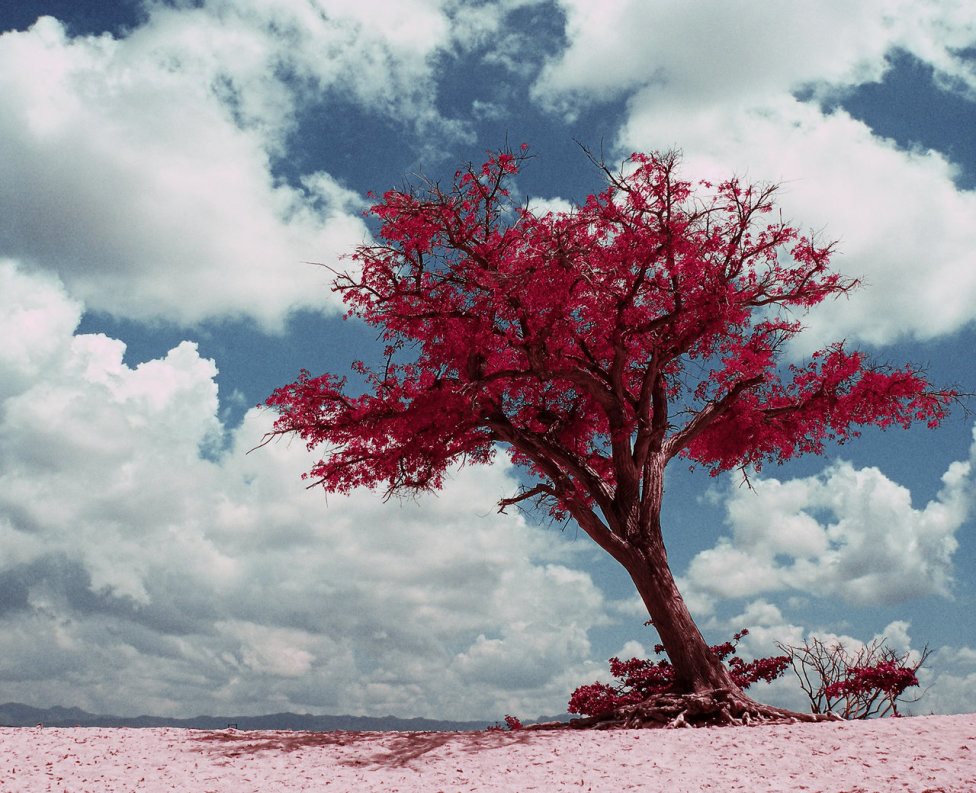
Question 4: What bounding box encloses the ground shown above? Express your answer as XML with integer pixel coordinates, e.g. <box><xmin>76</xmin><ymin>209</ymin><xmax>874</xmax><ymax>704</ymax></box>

<box><xmin>2</xmin><ymin>713</ymin><xmax>973</xmax><ymax>792</ymax></box>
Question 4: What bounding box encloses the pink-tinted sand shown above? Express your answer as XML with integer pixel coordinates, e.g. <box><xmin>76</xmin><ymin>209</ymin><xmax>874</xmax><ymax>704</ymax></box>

<box><xmin>1</xmin><ymin>713</ymin><xmax>974</xmax><ymax>792</ymax></box>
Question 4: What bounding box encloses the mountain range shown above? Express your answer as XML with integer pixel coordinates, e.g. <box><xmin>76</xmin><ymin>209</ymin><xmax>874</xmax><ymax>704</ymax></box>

<box><xmin>0</xmin><ymin>702</ymin><xmax>570</xmax><ymax>731</ymax></box>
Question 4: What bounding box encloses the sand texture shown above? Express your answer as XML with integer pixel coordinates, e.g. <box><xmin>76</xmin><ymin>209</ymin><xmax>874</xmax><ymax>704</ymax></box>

<box><xmin>1</xmin><ymin>713</ymin><xmax>974</xmax><ymax>791</ymax></box>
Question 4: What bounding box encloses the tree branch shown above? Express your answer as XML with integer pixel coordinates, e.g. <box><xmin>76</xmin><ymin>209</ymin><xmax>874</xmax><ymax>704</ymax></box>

<box><xmin>497</xmin><ymin>483</ymin><xmax>556</xmax><ymax>513</ymax></box>
<box><xmin>664</xmin><ymin>375</ymin><xmax>763</xmax><ymax>459</ymax></box>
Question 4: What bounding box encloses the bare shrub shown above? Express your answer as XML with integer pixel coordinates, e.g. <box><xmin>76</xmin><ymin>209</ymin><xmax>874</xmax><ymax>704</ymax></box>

<box><xmin>778</xmin><ymin>636</ymin><xmax>930</xmax><ymax>718</ymax></box>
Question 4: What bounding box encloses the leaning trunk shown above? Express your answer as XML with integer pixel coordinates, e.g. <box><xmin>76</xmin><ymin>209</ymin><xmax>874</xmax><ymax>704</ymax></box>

<box><xmin>543</xmin><ymin>495</ymin><xmax>838</xmax><ymax>728</ymax></box>
<box><xmin>624</xmin><ymin>536</ymin><xmax>742</xmax><ymax>695</ymax></box>
<box><xmin>617</xmin><ymin>455</ymin><xmax>744</xmax><ymax>696</ymax></box>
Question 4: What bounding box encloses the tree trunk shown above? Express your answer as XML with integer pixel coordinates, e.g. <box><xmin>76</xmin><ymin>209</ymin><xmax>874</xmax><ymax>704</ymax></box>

<box><xmin>624</xmin><ymin>536</ymin><xmax>741</xmax><ymax>695</ymax></box>
<box><xmin>534</xmin><ymin>495</ymin><xmax>839</xmax><ymax>729</ymax></box>
<box><xmin>612</xmin><ymin>454</ymin><xmax>741</xmax><ymax>695</ymax></box>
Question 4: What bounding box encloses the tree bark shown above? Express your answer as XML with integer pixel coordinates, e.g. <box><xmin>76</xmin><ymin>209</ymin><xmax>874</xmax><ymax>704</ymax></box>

<box><xmin>623</xmin><ymin>537</ymin><xmax>741</xmax><ymax>695</ymax></box>
<box><xmin>611</xmin><ymin>452</ymin><xmax>741</xmax><ymax>696</ymax></box>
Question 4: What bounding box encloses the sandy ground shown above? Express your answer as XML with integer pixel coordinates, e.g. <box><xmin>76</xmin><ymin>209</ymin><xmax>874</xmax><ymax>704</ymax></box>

<box><xmin>1</xmin><ymin>713</ymin><xmax>974</xmax><ymax>792</ymax></box>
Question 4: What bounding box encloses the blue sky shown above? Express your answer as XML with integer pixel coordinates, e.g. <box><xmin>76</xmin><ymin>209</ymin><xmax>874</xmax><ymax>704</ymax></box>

<box><xmin>1</xmin><ymin>1</ymin><xmax>975</xmax><ymax>722</ymax></box>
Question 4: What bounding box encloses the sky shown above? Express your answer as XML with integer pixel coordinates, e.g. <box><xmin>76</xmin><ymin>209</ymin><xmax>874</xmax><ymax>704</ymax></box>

<box><xmin>1</xmin><ymin>0</ymin><xmax>975</xmax><ymax>723</ymax></box>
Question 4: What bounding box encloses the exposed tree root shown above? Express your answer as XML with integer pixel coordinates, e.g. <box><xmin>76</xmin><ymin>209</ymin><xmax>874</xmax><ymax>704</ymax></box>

<box><xmin>528</xmin><ymin>688</ymin><xmax>844</xmax><ymax>731</ymax></box>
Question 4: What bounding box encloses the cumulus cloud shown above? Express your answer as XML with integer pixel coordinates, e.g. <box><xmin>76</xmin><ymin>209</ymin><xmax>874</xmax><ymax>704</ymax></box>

<box><xmin>532</xmin><ymin>0</ymin><xmax>976</xmax><ymax>348</ymax></box>
<box><xmin>0</xmin><ymin>259</ymin><xmax>82</xmax><ymax>400</ymax></box>
<box><xmin>536</xmin><ymin>1</ymin><xmax>976</xmax><ymax>112</ymax></box>
<box><xmin>0</xmin><ymin>262</ymin><xmax>608</xmax><ymax>719</ymax></box>
<box><xmin>923</xmin><ymin>644</ymin><xmax>976</xmax><ymax>715</ymax></box>
<box><xmin>525</xmin><ymin>196</ymin><xmax>575</xmax><ymax>216</ymax></box>
<box><xmin>0</xmin><ymin>15</ymin><xmax>364</xmax><ymax>328</ymax></box>
<box><xmin>681</xmin><ymin>439</ymin><xmax>974</xmax><ymax>612</ymax></box>
<box><xmin>0</xmin><ymin>0</ymin><xmax>519</xmax><ymax>329</ymax></box>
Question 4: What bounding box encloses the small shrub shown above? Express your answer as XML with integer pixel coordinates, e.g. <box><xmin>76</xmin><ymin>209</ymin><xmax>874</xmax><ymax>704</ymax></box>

<box><xmin>486</xmin><ymin>714</ymin><xmax>524</xmax><ymax>731</ymax></box>
<box><xmin>569</xmin><ymin>628</ymin><xmax>789</xmax><ymax>717</ymax></box>
<box><xmin>778</xmin><ymin>636</ymin><xmax>929</xmax><ymax>718</ymax></box>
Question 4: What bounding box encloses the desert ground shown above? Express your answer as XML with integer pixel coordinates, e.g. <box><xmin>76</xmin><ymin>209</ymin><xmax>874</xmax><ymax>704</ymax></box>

<box><xmin>1</xmin><ymin>713</ymin><xmax>974</xmax><ymax>792</ymax></box>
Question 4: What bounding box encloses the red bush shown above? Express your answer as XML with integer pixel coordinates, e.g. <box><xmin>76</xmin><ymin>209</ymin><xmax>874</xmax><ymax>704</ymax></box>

<box><xmin>569</xmin><ymin>629</ymin><xmax>789</xmax><ymax>717</ymax></box>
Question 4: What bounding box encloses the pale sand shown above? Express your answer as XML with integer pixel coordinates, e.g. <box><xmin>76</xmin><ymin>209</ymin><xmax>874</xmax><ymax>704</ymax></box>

<box><xmin>2</xmin><ymin>713</ymin><xmax>974</xmax><ymax>792</ymax></box>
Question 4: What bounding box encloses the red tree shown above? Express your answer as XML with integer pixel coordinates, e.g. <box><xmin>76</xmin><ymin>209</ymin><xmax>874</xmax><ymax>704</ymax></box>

<box><xmin>265</xmin><ymin>147</ymin><xmax>953</xmax><ymax>725</ymax></box>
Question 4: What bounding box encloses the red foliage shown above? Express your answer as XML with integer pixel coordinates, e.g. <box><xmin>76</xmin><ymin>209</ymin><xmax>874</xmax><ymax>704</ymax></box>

<box><xmin>824</xmin><ymin>661</ymin><xmax>919</xmax><ymax>702</ymax></box>
<box><xmin>485</xmin><ymin>714</ymin><xmax>524</xmax><ymax>732</ymax></box>
<box><xmin>568</xmin><ymin>629</ymin><xmax>789</xmax><ymax>717</ymax></box>
<box><xmin>266</xmin><ymin>147</ymin><xmax>953</xmax><ymax>508</ymax></box>
<box><xmin>504</xmin><ymin>714</ymin><xmax>524</xmax><ymax>730</ymax></box>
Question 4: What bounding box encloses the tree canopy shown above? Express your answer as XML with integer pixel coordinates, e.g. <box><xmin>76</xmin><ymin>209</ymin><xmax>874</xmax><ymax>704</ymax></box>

<box><xmin>267</xmin><ymin>147</ymin><xmax>951</xmax><ymax>534</ymax></box>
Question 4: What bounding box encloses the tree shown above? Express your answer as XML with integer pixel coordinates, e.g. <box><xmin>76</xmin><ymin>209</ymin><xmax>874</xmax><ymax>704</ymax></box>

<box><xmin>265</xmin><ymin>146</ymin><xmax>954</xmax><ymax>726</ymax></box>
<box><xmin>779</xmin><ymin>636</ymin><xmax>930</xmax><ymax>719</ymax></box>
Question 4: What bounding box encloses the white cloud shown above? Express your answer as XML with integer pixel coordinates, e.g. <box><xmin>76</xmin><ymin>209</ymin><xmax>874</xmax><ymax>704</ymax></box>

<box><xmin>525</xmin><ymin>196</ymin><xmax>575</xmax><ymax>216</ymax></box>
<box><xmin>682</xmin><ymin>438</ymin><xmax>975</xmax><ymax>611</ymax></box>
<box><xmin>536</xmin><ymin>0</ymin><xmax>976</xmax><ymax>110</ymax></box>
<box><xmin>149</xmin><ymin>0</ymin><xmax>454</xmax><ymax>126</ymax></box>
<box><xmin>0</xmin><ymin>0</ymin><xmax>512</xmax><ymax>330</ymax></box>
<box><xmin>923</xmin><ymin>644</ymin><xmax>976</xmax><ymax>715</ymax></box>
<box><xmin>0</xmin><ymin>259</ymin><xmax>82</xmax><ymax>400</ymax></box>
<box><xmin>0</xmin><ymin>263</ymin><xmax>608</xmax><ymax>719</ymax></box>
<box><xmin>532</xmin><ymin>1</ymin><xmax>976</xmax><ymax>348</ymax></box>
<box><xmin>0</xmin><ymin>15</ymin><xmax>368</xmax><ymax>329</ymax></box>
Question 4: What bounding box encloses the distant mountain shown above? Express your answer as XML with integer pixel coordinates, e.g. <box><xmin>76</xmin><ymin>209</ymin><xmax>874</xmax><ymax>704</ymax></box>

<box><xmin>0</xmin><ymin>702</ymin><xmax>571</xmax><ymax>731</ymax></box>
